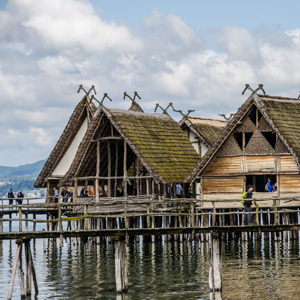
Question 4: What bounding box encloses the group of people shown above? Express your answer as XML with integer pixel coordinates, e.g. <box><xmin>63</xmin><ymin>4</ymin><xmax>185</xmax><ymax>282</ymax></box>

<box><xmin>7</xmin><ymin>188</ymin><xmax>24</xmax><ymax>205</ymax></box>
<box><xmin>53</xmin><ymin>187</ymin><xmax>74</xmax><ymax>203</ymax></box>
<box><xmin>167</xmin><ymin>183</ymin><xmax>194</xmax><ymax>198</ymax></box>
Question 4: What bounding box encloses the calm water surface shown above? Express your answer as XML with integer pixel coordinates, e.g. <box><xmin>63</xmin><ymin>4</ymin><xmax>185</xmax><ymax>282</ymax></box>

<box><xmin>0</xmin><ymin>235</ymin><xmax>300</xmax><ymax>300</ymax></box>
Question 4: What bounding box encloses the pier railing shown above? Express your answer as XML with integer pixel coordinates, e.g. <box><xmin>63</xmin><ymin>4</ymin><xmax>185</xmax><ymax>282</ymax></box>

<box><xmin>0</xmin><ymin>195</ymin><xmax>300</xmax><ymax>236</ymax></box>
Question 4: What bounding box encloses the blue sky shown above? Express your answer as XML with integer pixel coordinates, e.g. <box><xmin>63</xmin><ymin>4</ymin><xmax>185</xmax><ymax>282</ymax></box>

<box><xmin>1</xmin><ymin>0</ymin><xmax>300</xmax><ymax>166</ymax></box>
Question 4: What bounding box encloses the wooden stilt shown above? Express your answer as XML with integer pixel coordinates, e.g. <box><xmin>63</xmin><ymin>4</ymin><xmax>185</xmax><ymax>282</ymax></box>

<box><xmin>25</xmin><ymin>241</ymin><xmax>32</xmax><ymax>295</ymax></box>
<box><xmin>8</xmin><ymin>242</ymin><xmax>22</xmax><ymax>300</ymax></box>
<box><xmin>28</xmin><ymin>242</ymin><xmax>39</xmax><ymax>296</ymax></box>
<box><xmin>209</xmin><ymin>231</ymin><xmax>222</xmax><ymax>293</ymax></box>
<box><xmin>115</xmin><ymin>238</ymin><xmax>128</xmax><ymax>294</ymax></box>
<box><xmin>18</xmin><ymin>243</ymin><xmax>26</xmax><ymax>298</ymax></box>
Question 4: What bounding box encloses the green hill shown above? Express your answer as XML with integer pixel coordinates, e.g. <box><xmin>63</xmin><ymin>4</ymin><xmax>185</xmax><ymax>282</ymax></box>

<box><xmin>0</xmin><ymin>159</ymin><xmax>46</xmax><ymax>197</ymax></box>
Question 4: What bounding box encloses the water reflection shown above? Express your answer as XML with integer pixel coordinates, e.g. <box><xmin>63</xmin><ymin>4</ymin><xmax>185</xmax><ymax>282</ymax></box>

<box><xmin>0</xmin><ymin>238</ymin><xmax>300</xmax><ymax>299</ymax></box>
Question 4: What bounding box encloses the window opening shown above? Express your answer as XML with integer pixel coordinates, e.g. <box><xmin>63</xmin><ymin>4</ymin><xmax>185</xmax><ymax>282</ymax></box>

<box><xmin>234</xmin><ymin>132</ymin><xmax>243</xmax><ymax>150</ymax></box>
<box><xmin>249</xmin><ymin>106</ymin><xmax>262</xmax><ymax>126</ymax></box>
<box><xmin>261</xmin><ymin>132</ymin><xmax>276</xmax><ymax>149</ymax></box>
<box><xmin>248</xmin><ymin>107</ymin><xmax>256</xmax><ymax>125</ymax></box>
<box><xmin>245</xmin><ymin>132</ymin><xmax>253</xmax><ymax>148</ymax></box>
<box><xmin>246</xmin><ymin>175</ymin><xmax>277</xmax><ymax>192</ymax></box>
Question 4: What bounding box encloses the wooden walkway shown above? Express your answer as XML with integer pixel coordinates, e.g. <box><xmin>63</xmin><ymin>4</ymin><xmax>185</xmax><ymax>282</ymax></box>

<box><xmin>2</xmin><ymin>195</ymin><xmax>300</xmax><ymax>299</ymax></box>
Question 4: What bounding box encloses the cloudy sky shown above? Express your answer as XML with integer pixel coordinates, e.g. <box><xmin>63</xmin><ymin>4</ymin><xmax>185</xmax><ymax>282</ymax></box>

<box><xmin>1</xmin><ymin>0</ymin><xmax>300</xmax><ymax>166</ymax></box>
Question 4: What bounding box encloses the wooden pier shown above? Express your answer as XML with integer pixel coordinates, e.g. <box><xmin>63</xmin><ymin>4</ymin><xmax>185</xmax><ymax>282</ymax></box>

<box><xmin>1</xmin><ymin>195</ymin><xmax>300</xmax><ymax>298</ymax></box>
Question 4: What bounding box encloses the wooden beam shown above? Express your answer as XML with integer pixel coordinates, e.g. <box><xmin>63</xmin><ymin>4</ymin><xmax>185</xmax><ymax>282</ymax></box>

<box><xmin>93</xmin><ymin>136</ymin><xmax>123</xmax><ymax>141</ymax></box>
<box><xmin>114</xmin><ymin>143</ymin><xmax>118</xmax><ymax>197</ymax></box>
<box><xmin>123</xmin><ymin>140</ymin><xmax>127</xmax><ymax>197</ymax></box>
<box><xmin>108</xmin><ymin>142</ymin><xmax>112</xmax><ymax>197</ymax></box>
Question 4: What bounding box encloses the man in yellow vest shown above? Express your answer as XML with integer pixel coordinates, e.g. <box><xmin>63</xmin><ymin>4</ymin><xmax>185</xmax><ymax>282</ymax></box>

<box><xmin>241</xmin><ymin>184</ymin><xmax>253</xmax><ymax>225</ymax></box>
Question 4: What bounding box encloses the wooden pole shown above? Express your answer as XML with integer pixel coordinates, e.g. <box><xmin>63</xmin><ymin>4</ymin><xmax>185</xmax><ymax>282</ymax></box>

<box><xmin>18</xmin><ymin>207</ymin><xmax>22</xmax><ymax>232</ymax></box>
<box><xmin>273</xmin><ymin>199</ymin><xmax>279</xmax><ymax>225</ymax></box>
<box><xmin>123</xmin><ymin>140</ymin><xmax>127</xmax><ymax>197</ymax></box>
<box><xmin>107</xmin><ymin>142</ymin><xmax>112</xmax><ymax>197</ymax></box>
<box><xmin>18</xmin><ymin>243</ymin><xmax>26</xmax><ymax>298</ymax></box>
<box><xmin>28</xmin><ymin>242</ymin><xmax>39</xmax><ymax>296</ymax></box>
<box><xmin>115</xmin><ymin>238</ymin><xmax>128</xmax><ymax>294</ymax></box>
<box><xmin>96</xmin><ymin>140</ymin><xmax>101</xmax><ymax>244</ymax></box>
<box><xmin>74</xmin><ymin>179</ymin><xmax>78</xmax><ymax>204</ymax></box>
<box><xmin>8</xmin><ymin>243</ymin><xmax>22</xmax><ymax>300</ymax></box>
<box><xmin>58</xmin><ymin>205</ymin><xmax>63</xmax><ymax>247</ymax></box>
<box><xmin>25</xmin><ymin>241</ymin><xmax>32</xmax><ymax>295</ymax></box>
<box><xmin>209</xmin><ymin>231</ymin><xmax>222</xmax><ymax>293</ymax></box>
<box><xmin>115</xmin><ymin>239</ymin><xmax>122</xmax><ymax>293</ymax></box>
<box><xmin>114</xmin><ymin>143</ymin><xmax>118</xmax><ymax>197</ymax></box>
<box><xmin>136</xmin><ymin>159</ymin><xmax>140</xmax><ymax>196</ymax></box>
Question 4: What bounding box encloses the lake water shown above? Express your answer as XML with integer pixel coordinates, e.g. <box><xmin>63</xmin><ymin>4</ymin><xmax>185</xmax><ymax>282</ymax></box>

<box><xmin>0</xmin><ymin>234</ymin><xmax>300</xmax><ymax>300</ymax></box>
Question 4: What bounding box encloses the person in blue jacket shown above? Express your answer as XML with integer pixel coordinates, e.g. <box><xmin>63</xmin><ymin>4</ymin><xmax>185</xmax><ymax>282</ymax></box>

<box><xmin>266</xmin><ymin>178</ymin><xmax>272</xmax><ymax>192</ymax></box>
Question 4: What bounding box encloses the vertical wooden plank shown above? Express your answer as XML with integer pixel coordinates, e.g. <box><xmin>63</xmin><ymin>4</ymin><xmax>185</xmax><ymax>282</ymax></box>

<box><xmin>84</xmin><ymin>205</ymin><xmax>88</xmax><ymax>230</ymax></box>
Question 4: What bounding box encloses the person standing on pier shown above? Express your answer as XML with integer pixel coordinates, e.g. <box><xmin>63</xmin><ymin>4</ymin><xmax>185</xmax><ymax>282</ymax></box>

<box><xmin>54</xmin><ymin>187</ymin><xmax>59</xmax><ymax>203</ymax></box>
<box><xmin>17</xmin><ymin>191</ymin><xmax>24</xmax><ymax>205</ymax></box>
<box><xmin>176</xmin><ymin>183</ymin><xmax>183</xmax><ymax>198</ymax></box>
<box><xmin>8</xmin><ymin>188</ymin><xmax>15</xmax><ymax>206</ymax></box>
<box><xmin>241</xmin><ymin>184</ymin><xmax>253</xmax><ymax>225</ymax></box>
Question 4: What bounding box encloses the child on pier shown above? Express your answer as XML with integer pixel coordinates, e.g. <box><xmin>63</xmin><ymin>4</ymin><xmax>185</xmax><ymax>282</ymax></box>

<box><xmin>241</xmin><ymin>184</ymin><xmax>253</xmax><ymax>225</ymax></box>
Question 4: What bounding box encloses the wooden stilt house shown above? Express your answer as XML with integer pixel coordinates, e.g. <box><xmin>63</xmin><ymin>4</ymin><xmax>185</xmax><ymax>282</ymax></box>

<box><xmin>187</xmin><ymin>93</ymin><xmax>300</xmax><ymax>207</ymax></box>
<box><xmin>34</xmin><ymin>95</ymin><xmax>97</xmax><ymax>201</ymax></box>
<box><xmin>59</xmin><ymin>103</ymin><xmax>200</xmax><ymax>200</ymax></box>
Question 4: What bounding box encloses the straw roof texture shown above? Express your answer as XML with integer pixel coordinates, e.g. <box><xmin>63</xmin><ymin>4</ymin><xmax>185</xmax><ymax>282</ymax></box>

<box><xmin>62</xmin><ymin>107</ymin><xmax>200</xmax><ymax>184</ymax></box>
<box><xmin>186</xmin><ymin>117</ymin><xmax>227</xmax><ymax>146</ymax></box>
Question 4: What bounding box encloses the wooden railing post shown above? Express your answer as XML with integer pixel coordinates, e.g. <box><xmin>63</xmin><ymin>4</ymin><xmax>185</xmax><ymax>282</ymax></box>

<box><xmin>84</xmin><ymin>204</ymin><xmax>88</xmax><ymax>230</ymax></box>
<box><xmin>58</xmin><ymin>204</ymin><xmax>64</xmax><ymax>247</ymax></box>
<box><xmin>18</xmin><ymin>207</ymin><xmax>22</xmax><ymax>232</ymax></box>
<box><xmin>273</xmin><ymin>199</ymin><xmax>279</xmax><ymax>225</ymax></box>
<box><xmin>124</xmin><ymin>202</ymin><xmax>128</xmax><ymax>229</ymax></box>
<box><xmin>253</xmin><ymin>199</ymin><xmax>259</xmax><ymax>225</ymax></box>
<box><xmin>147</xmin><ymin>203</ymin><xmax>150</xmax><ymax>228</ymax></box>
<box><xmin>212</xmin><ymin>202</ymin><xmax>216</xmax><ymax>227</ymax></box>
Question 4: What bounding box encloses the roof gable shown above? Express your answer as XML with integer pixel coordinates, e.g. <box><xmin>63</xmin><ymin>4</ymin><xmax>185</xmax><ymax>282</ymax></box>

<box><xmin>34</xmin><ymin>96</ymin><xmax>96</xmax><ymax>187</ymax></box>
<box><xmin>187</xmin><ymin>93</ymin><xmax>300</xmax><ymax>182</ymax></box>
<box><xmin>180</xmin><ymin>117</ymin><xmax>227</xmax><ymax>147</ymax></box>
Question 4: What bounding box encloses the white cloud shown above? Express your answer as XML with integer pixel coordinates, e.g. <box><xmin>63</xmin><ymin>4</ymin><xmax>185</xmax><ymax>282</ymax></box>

<box><xmin>1</xmin><ymin>0</ymin><xmax>300</xmax><ymax>165</ymax></box>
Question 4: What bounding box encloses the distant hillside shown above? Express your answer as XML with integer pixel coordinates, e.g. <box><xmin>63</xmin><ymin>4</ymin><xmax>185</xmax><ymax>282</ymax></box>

<box><xmin>0</xmin><ymin>159</ymin><xmax>46</xmax><ymax>197</ymax></box>
<box><xmin>0</xmin><ymin>159</ymin><xmax>46</xmax><ymax>178</ymax></box>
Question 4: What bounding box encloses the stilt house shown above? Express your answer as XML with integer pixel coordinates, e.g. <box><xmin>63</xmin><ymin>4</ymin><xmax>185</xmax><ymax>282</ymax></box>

<box><xmin>35</xmin><ymin>96</ymin><xmax>200</xmax><ymax>201</ymax></box>
<box><xmin>187</xmin><ymin>93</ymin><xmax>300</xmax><ymax>207</ymax></box>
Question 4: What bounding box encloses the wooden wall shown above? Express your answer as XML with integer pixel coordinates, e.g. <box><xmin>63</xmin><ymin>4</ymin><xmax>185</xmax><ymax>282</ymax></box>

<box><xmin>203</xmin><ymin>154</ymin><xmax>298</xmax><ymax>176</ymax></box>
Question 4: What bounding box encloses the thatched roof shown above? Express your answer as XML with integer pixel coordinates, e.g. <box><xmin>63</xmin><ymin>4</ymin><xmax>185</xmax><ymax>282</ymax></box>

<box><xmin>187</xmin><ymin>93</ymin><xmax>300</xmax><ymax>182</ymax></box>
<box><xmin>62</xmin><ymin>106</ymin><xmax>200</xmax><ymax>184</ymax></box>
<box><xmin>180</xmin><ymin>117</ymin><xmax>227</xmax><ymax>147</ymax></box>
<box><xmin>34</xmin><ymin>96</ymin><xmax>97</xmax><ymax>187</ymax></box>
